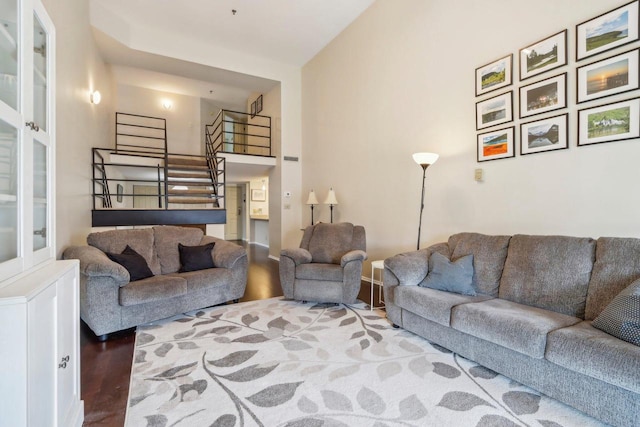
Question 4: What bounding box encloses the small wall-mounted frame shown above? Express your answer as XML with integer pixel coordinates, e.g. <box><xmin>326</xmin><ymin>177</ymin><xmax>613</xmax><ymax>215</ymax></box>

<box><xmin>251</xmin><ymin>101</ymin><xmax>256</xmax><ymax>118</ymax></box>
<box><xmin>578</xmin><ymin>97</ymin><xmax>640</xmax><ymax>146</ymax></box>
<box><xmin>520</xmin><ymin>113</ymin><xmax>568</xmax><ymax>155</ymax></box>
<box><xmin>251</xmin><ymin>189</ymin><xmax>266</xmax><ymax>201</ymax></box>
<box><xmin>117</xmin><ymin>184</ymin><xmax>123</xmax><ymax>203</ymax></box>
<box><xmin>475</xmin><ymin>54</ymin><xmax>512</xmax><ymax>96</ymax></box>
<box><xmin>577</xmin><ymin>48</ymin><xmax>639</xmax><ymax>103</ymax></box>
<box><xmin>519</xmin><ymin>30</ymin><xmax>567</xmax><ymax>81</ymax></box>
<box><xmin>476</xmin><ymin>91</ymin><xmax>513</xmax><ymax>130</ymax></box>
<box><xmin>519</xmin><ymin>73</ymin><xmax>567</xmax><ymax>118</ymax></box>
<box><xmin>576</xmin><ymin>0</ymin><xmax>639</xmax><ymax>61</ymax></box>
<box><xmin>477</xmin><ymin>126</ymin><xmax>515</xmax><ymax>162</ymax></box>
<box><xmin>256</xmin><ymin>94</ymin><xmax>263</xmax><ymax>114</ymax></box>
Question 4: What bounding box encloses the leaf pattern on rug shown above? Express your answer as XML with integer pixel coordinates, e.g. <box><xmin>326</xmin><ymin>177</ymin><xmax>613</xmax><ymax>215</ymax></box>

<box><xmin>126</xmin><ymin>298</ymin><xmax>605</xmax><ymax>427</ymax></box>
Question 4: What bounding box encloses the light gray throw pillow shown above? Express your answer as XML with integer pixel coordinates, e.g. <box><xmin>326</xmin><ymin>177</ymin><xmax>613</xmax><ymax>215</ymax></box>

<box><xmin>420</xmin><ymin>252</ymin><xmax>476</xmax><ymax>296</ymax></box>
<box><xmin>592</xmin><ymin>279</ymin><xmax>640</xmax><ymax>346</ymax></box>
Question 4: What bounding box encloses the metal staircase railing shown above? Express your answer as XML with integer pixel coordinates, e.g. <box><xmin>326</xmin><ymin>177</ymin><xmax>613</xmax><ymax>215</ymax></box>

<box><xmin>205</xmin><ymin>109</ymin><xmax>272</xmax><ymax>157</ymax></box>
<box><xmin>92</xmin><ymin>149</ymin><xmax>112</xmax><ymax>208</ymax></box>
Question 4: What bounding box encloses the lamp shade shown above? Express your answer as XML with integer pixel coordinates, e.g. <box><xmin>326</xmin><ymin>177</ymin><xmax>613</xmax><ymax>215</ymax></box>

<box><xmin>412</xmin><ymin>152</ymin><xmax>439</xmax><ymax>167</ymax></box>
<box><xmin>324</xmin><ymin>188</ymin><xmax>338</xmax><ymax>205</ymax></box>
<box><xmin>306</xmin><ymin>190</ymin><xmax>319</xmax><ymax>205</ymax></box>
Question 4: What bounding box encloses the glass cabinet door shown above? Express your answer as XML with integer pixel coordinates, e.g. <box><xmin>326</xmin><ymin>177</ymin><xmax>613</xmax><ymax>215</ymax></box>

<box><xmin>33</xmin><ymin>140</ymin><xmax>47</xmax><ymax>251</ymax></box>
<box><xmin>0</xmin><ymin>0</ymin><xmax>19</xmax><ymax>111</ymax></box>
<box><xmin>0</xmin><ymin>118</ymin><xmax>19</xmax><ymax>272</ymax></box>
<box><xmin>33</xmin><ymin>13</ymin><xmax>46</xmax><ymax>132</ymax></box>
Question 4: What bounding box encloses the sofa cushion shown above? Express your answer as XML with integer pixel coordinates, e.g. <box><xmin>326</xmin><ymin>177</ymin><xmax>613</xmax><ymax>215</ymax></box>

<box><xmin>87</xmin><ymin>228</ymin><xmax>161</xmax><ymax>275</ymax></box>
<box><xmin>169</xmin><ymin>268</ymin><xmax>233</xmax><ymax>293</ymax></box>
<box><xmin>179</xmin><ymin>242</ymin><xmax>215</xmax><ymax>272</ymax></box>
<box><xmin>153</xmin><ymin>226</ymin><xmax>204</xmax><ymax>274</ymax></box>
<box><xmin>395</xmin><ymin>285</ymin><xmax>492</xmax><ymax>326</ymax></box>
<box><xmin>385</xmin><ymin>243</ymin><xmax>449</xmax><ymax>287</ymax></box>
<box><xmin>448</xmin><ymin>233</ymin><xmax>511</xmax><ymax>297</ymax></box>
<box><xmin>296</xmin><ymin>263</ymin><xmax>343</xmax><ymax>282</ymax></box>
<box><xmin>451</xmin><ymin>298</ymin><xmax>580</xmax><ymax>358</ymax></box>
<box><xmin>586</xmin><ymin>237</ymin><xmax>640</xmax><ymax>320</ymax></box>
<box><xmin>499</xmin><ymin>235</ymin><xmax>596</xmax><ymax>318</ymax></box>
<box><xmin>119</xmin><ymin>275</ymin><xmax>187</xmax><ymax>306</ymax></box>
<box><xmin>420</xmin><ymin>252</ymin><xmax>476</xmax><ymax>296</ymax></box>
<box><xmin>546</xmin><ymin>321</ymin><xmax>640</xmax><ymax>394</ymax></box>
<box><xmin>106</xmin><ymin>245</ymin><xmax>154</xmax><ymax>282</ymax></box>
<box><xmin>592</xmin><ymin>279</ymin><xmax>640</xmax><ymax>346</ymax></box>
<box><xmin>307</xmin><ymin>222</ymin><xmax>354</xmax><ymax>264</ymax></box>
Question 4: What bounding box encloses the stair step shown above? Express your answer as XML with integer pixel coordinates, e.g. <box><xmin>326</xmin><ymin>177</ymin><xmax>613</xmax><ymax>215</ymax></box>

<box><xmin>167</xmin><ymin>164</ymin><xmax>211</xmax><ymax>171</ymax></box>
<box><xmin>167</xmin><ymin>171</ymin><xmax>210</xmax><ymax>178</ymax></box>
<box><xmin>167</xmin><ymin>157</ymin><xmax>208</xmax><ymax>167</ymax></box>
<box><xmin>168</xmin><ymin>188</ymin><xmax>216</xmax><ymax>195</ymax></box>
<box><xmin>168</xmin><ymin>197</ymin><xmax>219</xmax><ymax>204</ymax></box>
<box><xmin>167</xmin><ymin>180</ymin><xmax>217</xmax><ymax>187</ymax></box>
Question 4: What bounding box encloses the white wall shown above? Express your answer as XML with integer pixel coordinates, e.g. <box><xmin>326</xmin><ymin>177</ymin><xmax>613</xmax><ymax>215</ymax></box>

<box><xmin>302</xmin><ymin>0</ymin><xmax>640</xmax><ymax>272</ymax></box>
<box><xmin>41</xmin><ymin>0</ymin><xmax>113</xmax><ymax>256</ymax></box>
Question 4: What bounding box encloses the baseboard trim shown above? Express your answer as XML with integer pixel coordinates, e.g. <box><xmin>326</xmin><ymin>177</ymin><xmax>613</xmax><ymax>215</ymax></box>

<box><xmin>249</xmin><ymin>242</ymin><xmax>269</xmax><ymax>248</ymax></box>
<box><xmin>268</xmin><ymin>254</ymin><xmax>280</xmax><ymax>262</ymax></box>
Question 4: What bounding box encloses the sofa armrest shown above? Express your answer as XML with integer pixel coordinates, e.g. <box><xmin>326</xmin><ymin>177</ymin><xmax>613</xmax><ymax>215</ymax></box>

<box><xmin>63</xmin><ymin>245</ymin><xmax>129</xmax><ymax>285</ymax></box>
<box><xmin>341</xmin><ymin>250</ymin><xmax>367</xmax><ymax>267</ymax></box>
<box><xmin>384</xmin><ymin>242</ymin><xmax>449</xmax><ymax>286</ymax></box>
<box><xmin>280</xmin><ymin>248</ymin><xmax>313</xmax><ymax>266</ymax></box>
<box><xmin>200</xmin><ymin>236</ymin><xmax>247</xmax><ymax>269</ymax></box>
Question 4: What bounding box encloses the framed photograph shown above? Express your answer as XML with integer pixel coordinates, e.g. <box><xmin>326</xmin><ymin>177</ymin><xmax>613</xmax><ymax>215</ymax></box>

<box><xmin>576</xmin><ymin>0</ymin><xmax>639</xmax><ymax>61</ymax></box>
<box><xmin>251</xmin><ymin>189</ymin><xmax>266</xmax><ymax>202</ymax></box>
<box><xmin>477</xmin><ymin>126</ymin><xmax>515</xmax><ymax>162</ymax></box>
<box><xmin>520</xmin><ymin>113</ymin><xmax>568</xmax><ymax>155</ymax></box>
<box><xmin>520</xmin><ymin>30</ymin><xmax>567</xmax><ymax>81</ymax></box>
<box><xmin>519</xmin><ymin>73</ymin><xmax>567</xmax><ymax>118</ymax></box>
<box><xmin>117</xmin><ymin>184</ymin><xmax>123</xmax><ymax>203</ymax></box>
<box><xmin>577</xmin><ymin>49</ymin><xmax>639</xmax><ymax>103</ymax></box>
<box><xmin>578</xmin><ymin>97</ymin><xmax>640</xmax><ymax>146</ymax></box>
<box><xmin>475</xmin><ymin>54</ymin><xmax>512</xmax><ymax>96</ymax></box>
<box><xmin>251</xmin><ymin>101</ymin><xmax>256</xmax><ymax>118</ymax></box>
<box><xmin>476</xmin><ymin>91</ymin><xmax>513</xmax><ymax>130</ymax></box>
<box><xmin>256</xmin><ymin>94</ymin><xmax>263</xmax><ymax>114</ymax></box>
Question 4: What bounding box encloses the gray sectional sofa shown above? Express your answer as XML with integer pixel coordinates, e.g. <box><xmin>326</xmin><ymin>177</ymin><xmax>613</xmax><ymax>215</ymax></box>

<box><xmin>64</xmin><ymin>226</ymin><xmax>248</xmax><ymax>339</ymax></box>
<box><xmin>383</xmin><ymin>233</ymin><xmax>640</xmax><ymax>427</ymax></box>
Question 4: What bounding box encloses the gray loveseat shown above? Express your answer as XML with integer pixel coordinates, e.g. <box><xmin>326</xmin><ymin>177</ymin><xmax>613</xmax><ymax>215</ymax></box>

<box><xmin>383</xmin><ymin>233</ymin><xmax>640</xmax><ymax>427</ymax></box>
<box><xmin>64</xmin><ymin>226</ymin><xmax>248</xmax><ymax>339</ymax></box>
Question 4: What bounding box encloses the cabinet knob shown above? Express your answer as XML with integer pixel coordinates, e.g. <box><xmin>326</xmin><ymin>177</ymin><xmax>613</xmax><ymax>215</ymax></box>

<box><xmin>58</xmin><ymin>355</ymin><xmax>70</xmax><ymax>369</ymax></box>
<box><xmin>25</xmin><ymin>121</ymin><xmax>40</xmax><ymax>132</ymax></box>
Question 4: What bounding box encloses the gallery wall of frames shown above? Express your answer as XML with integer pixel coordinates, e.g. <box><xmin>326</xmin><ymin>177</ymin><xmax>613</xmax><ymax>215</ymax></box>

<box><xmin>474</xmin><ymin>0</ymin><xmax>640</xmax><ymax>162</ymax></box>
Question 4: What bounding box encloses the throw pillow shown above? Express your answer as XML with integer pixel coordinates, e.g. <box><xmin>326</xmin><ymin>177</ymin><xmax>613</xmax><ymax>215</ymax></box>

<box><xmin>592</xmin><ymin>279</ymin><xmax>640</xmax><ymax>346</ymax></box>
<box><xmin>420</xmin><ymin>252</ymin><xmax>476</xmax><ymax>296</ymax></box>
<box><xmin>178</xmin><ymin>242</ymin><xmax>215</xmax><ymax>273</ymax></box>
<box><xmin>106</xmin><ymin>245</ymin><xmax>154</xmax><ymax>282</ymax></box>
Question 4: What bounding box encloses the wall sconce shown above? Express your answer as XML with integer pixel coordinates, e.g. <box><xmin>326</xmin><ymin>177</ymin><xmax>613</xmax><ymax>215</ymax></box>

<box><xmin>324</xmin><ymin>187</ymin><xmax>338</xmax><ymax>223</ymax></box>
<box><xmin>90</xmin><ymin>90</ymin><xmax>101</xmax><ymax>105</ymax></box>
<box><xmin>306</xmin><ymin>189</ymin><xmax>319</xmax><ymax>225</ymax></box>
<box><xmin>412</xmin><ymin>152</ymin><xmax>439</xmax><ymax>250</ymax></box>
<box><xmin>162</xmin><ymin>99</ymin><xmax>173</xmax><ymax>110</ymax></box>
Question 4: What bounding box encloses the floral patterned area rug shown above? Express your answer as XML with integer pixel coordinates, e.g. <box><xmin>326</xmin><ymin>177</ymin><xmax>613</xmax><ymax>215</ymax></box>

<box><xmin>126</xmin><ymin>297</ymin><xmax>603</xmax><ymax>427</ymax></box>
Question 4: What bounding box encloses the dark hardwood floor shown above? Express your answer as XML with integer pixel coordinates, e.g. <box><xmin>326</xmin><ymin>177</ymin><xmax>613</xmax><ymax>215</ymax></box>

<box><xmin>80</xmin><ymin>243</ymin><xmax>382</xmax><ymax>426</ymax></box>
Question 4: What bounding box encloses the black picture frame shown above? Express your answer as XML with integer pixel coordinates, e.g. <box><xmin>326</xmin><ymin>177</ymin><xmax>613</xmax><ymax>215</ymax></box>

<box><xmin>251</xmin><ymin>101</ymin><xmax>256</xmax><ymax>118</ymax></box>
<box><xmin>520</xmin><ymin>113</ymin><xmax>569</xmax><ymax>155</ymax></box>
<box><xmin>476</xmin><ymin>91</ymin><xmax>513</xmax><ymax>130</ymax></box>
<box><xmin>475</xmin><ymin>54</ymin><xmax>513</xmax><ymax>96</ymax></box>
<box><xmin>576</xmin><ymin>48</ymin><xmax>639</xmax><ymax>103</ymax></box>
<box><xmin>477</xmin><ymin>126</ymin><xmax>515</xmax><ymax>162</ymax></box>
<box><xmin>256</xmin><ymin>95</ymin><xmax>263</xmax><ymax>114</ymax></box>
<box><xmin>117</xmin><ymin>184</ymin><xmax>123</xmax><ymax>203</ymax></box>
<box><xmin>578</xmin><ymin>97</ymin><xmax>640</xmax><ymax>146</ymax></box>
<box><xmin>519</xmin><ymin>73</ymin><xmax>567</xmax><ymax>118</ymax></box>
<box><xmin>519</xmin><ymin>30</ymin><xmax>568</xmax><ymax>81</ymax></box>
<box><xmin>576</xmin><ymin>0</ymin><xmax>640</xmax><ymax>61</ymax></box>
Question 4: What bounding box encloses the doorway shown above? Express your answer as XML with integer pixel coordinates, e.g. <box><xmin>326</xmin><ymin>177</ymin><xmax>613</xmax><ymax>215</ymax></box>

<box><xmin>224</xmin><ymin>185</ymin><xmax>243</xmax><ymax>240</ymax></box>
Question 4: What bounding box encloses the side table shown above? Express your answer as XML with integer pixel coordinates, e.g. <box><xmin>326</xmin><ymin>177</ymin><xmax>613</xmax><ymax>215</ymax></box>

<box><xmin>370</xmin><ymin>260</ymin><xmax>385</xmax><ymax>310</ymax></box>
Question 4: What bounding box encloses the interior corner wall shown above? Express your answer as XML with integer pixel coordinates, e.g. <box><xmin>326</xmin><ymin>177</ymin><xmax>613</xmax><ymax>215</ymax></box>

<box><xmin>301</xmin><ymin>0</ymin><xmax>640</xmax><ymax>266</ymax></box>
<box><xmin>41</xmin><ymin>0</ymin><xmax>113</xmax><ymax>257</ymax></box>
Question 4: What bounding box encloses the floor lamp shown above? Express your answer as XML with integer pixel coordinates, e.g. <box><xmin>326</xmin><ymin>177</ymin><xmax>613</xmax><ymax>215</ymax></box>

<box><xmin>306</xmin><ymin>190</ymin><xmax>318</xmax><ymax>225</ymax></box>
<box><xmin>324</xmin><ymin>188</ymin><xmax>338</xmax><ymax>223</ymax></box>
<box><xmin>413</xmin><ymin>152</ymin><xmax>439</xmax><ymax>250</ymax></box>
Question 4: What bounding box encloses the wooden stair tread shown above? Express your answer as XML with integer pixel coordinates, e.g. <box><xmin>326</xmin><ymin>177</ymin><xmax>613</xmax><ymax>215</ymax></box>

<box><xmin>167</xmin><ymin>180</ymin><xmax>217</xmax><ymax>187</ymax></box>
<box><xmin>167</xmin><ymin>171</ymin><xmax>210</xmax><ymax>178</ymax></box>
<box><xmin>167</xmin><ymin>164</ymin><xmax>210</xmax><ymax>171</ymax></box>
<box><xmin>168</xmin><ymin>197</ymin><xmax>219</xmax><ymax>204</ymax></box>
<box><xmin>168</xmin><ymin>189</ymin><xmax>215</xmax><ymax>195</ymax></box>
<box><xmin>166</xmin><ymin>157</ymin><xmax>208</xmax><ymax>166</ymax></box>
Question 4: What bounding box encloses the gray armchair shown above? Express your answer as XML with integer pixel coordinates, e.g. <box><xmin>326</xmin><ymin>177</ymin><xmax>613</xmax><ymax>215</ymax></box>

<box><xmin>280</xmin><ymin>222</ymin><xmax>367</xmax><ymax>303</ymax></box>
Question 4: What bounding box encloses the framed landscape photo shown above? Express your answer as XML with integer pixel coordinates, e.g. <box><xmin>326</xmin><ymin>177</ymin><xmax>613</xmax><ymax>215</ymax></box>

<box><xmin>520</xmin><ymin>113</ymin><xmax>568</xmax><ymax>155</ymax></box>
<box><xmin>251</xmin><ymin>101</ymin><xmax>256</xmax><ymax>118</ymax></box>
<box><xmin>256</xmin><ymin>94</ymin><xmax>263</xmax><ymax>114</ymax></box>
<box><xmin>576</xmin><ymin>0</ymin><xmax>639</xmax><ymax>61</ymax></box>
<box><xmin>477</xmin><ymin>126</ymin><xmax>515</xmax><ymax>162</ymax></box>
<box><xmin>476</xmin><ymin>91</ymin><xmax>513</xmax><ymax>130</ymax></box>
<box><xmin>519</xmin><ymin>73</ymin><xmax>567</xmax><ymax>118</ymax></box>
<box><xmin>520</xmin><ymin>30</ymin><xmax>567</xmax><ymax>81</ymax></box>
<box><xmin>475</xmin><ymin>54</ymin><xmax>512</xmax><ymax>96</ymax></box>
<box><xmin>578</xmin><ymin>97</ymin><xmax>640</xmax><ymax>146</ymax></box>
<box><xmin>577</xmin><ymin>49</ymin><xmax>639</xmax><ymax>103</ymax></box>
<box><xmin>251</xmin><ymin>189</ymin><xmax>266</xmax><ymax>201</ymax></box>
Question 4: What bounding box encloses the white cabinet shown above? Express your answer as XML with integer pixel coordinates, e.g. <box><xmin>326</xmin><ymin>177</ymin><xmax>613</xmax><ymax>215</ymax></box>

<box><xmin>0</xmin><ymin>260</ymin><xmax>84</xmax><ymax>427</ymax></box>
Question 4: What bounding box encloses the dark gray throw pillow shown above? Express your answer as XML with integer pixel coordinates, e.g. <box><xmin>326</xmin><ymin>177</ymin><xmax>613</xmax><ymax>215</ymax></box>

<box><xmin>106</xmin><ymin>245</ymin><xmax>154</xmax><ymax>282</ymax></box>
<box><xmin>592</xmin><ymin>279</ymin><xmax>640</xmax><ymax>346</ymax></box>
<box><xmin>420</xmin><ymin>252</ymin><xmax>476</xmax><ymax>296</ymax></box>
<box><xmin>179</xmin><ymin>242</ymin><xmax>215</xmax><ymax>272</ymax></box>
